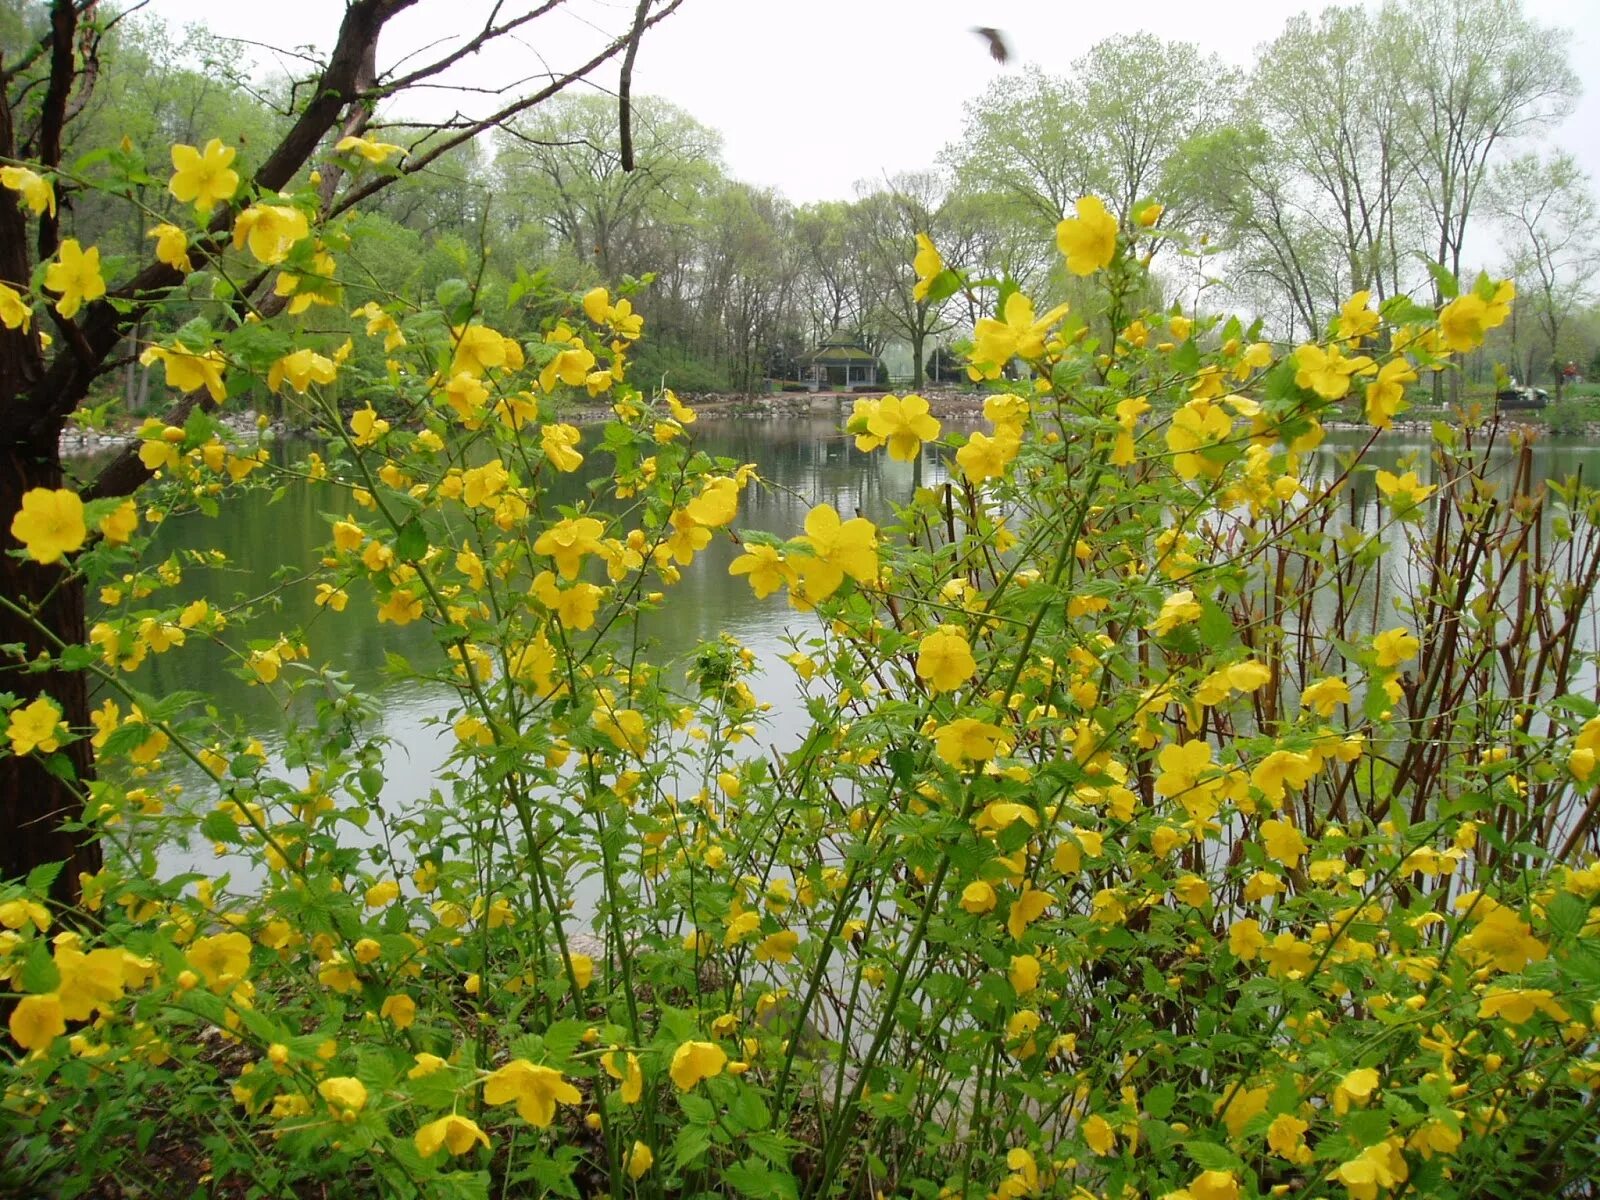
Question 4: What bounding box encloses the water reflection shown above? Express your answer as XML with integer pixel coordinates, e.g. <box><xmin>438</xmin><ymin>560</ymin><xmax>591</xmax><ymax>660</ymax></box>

<box><xmin>113</xmin><ymin>419</ymin><xmax>1600</xmax><ymax>877</ymax></box>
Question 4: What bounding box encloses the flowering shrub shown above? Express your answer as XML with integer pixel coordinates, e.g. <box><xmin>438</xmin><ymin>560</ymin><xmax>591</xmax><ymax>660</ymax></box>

<box><xmin>2</xmin><ymin>136</ymin><xmax>1600</xmax><ymax>1200</ymax></box>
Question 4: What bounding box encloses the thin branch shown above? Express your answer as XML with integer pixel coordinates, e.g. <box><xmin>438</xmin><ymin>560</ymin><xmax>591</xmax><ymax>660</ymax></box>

<box><xmin>330</xmin><ymin>0</ymin><xmax>683</xmax><ymax>221</ymax></box>
<box><xmin>617</xmin><ymin>0</ymin><xmax>651</xmax><ymax>172</ymax></box>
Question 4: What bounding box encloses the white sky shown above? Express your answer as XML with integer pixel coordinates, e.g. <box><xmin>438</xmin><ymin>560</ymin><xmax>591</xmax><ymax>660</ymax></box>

<box><xmin>142</xmin><ymin>0</ymin><xmax>1599</xmax><ymax>210</ymax></box>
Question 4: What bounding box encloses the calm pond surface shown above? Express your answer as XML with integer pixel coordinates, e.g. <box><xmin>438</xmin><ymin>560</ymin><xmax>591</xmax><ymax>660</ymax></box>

<box><xmin>77</xmin><ymin>415</ymin><xmax>1600</xmax><ymax>877</ymax></box>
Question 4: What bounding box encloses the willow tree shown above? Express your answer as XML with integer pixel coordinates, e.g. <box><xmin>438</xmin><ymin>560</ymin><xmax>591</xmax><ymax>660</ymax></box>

<box><xmin>0</xmin><ymin>0</ymin><xmax>682</xmax><ymax>903</ymax></box>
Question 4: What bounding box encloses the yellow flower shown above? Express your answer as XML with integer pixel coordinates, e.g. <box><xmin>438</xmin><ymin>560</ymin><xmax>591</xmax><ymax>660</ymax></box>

<box><xmin>602</xmin><ymin>1049</ymin><xmax>644</xmax><ymax>1103</ymax></box>
<box><xmin>375</xmin><ymin>591</ymin><xmax>423</xmax><ymax>625</ymax></box>
<box><xmin>139</xmin><ymin>345</ymin><xmax>227</xmax><ymax>402</ymax></box>
<box><xmin>7</xmin><ymin>696</ymin><xmax>66</xmax><ymax>757</ymax></box>
<box><xmin>1439</xmin><ymin>283</ymin><xmax>1513</xmax><ymax>353</ymax></box>
<box><xmin>1331</xmin><ymin>1138</ymin><xmax>1409</xmax><ymax>1199</ymax></box>
<box><xmin>1172</xmin><ymin>874</ymin><xmax>1210</xmax><ymax>907</ymax></box>
<box><xmin>0</xmin><ymin>281</ymin><xmax>30</xmax><ymax>331</ymax></box>
<box><xmin>415</xmin><ymin>1113</ymin><xmax>489</xmax><ymax>1157</ymax></box>
<box><xmin>185</xmin><ymin>931</ymin><xmax>252</xmax><ymax>991</ymax></box>
<box><xmin>0</xmin><ymin>898</ymin><xmax>50</xmax><ymax>932</ymax></box>
<box><xmin>8</xmin><ymin>993</ymin><xmax>65</xmax><ymax>1051</ymax></box>
<box><xmin>534</xmin><ymin>515</ymin><xmax>606</xmax><ymax>580</ymax></box>
<box><xmin>483</xmin><ymin>1059</ymin><xmax>582</xmax><ymax>1126</ymax></box>
<box><xmin>1008</xmin><ymin>954</ymin><xmax>1040</xmax><ymax>995</ymax></box>
<box><xmin>1375</xmin><ymin>468</ymin><xmax>1434</xmax><ymax>510</ymax></box>
<box><xmin>969</xmin><ymin>292</ymin><xmax>1070</xmax><ymax>378</ymax></box>
<box><xmin>1478</xmin><ymin>986</ymin><xmax>1569</xmax><ymax>1025</ymax></box>
<box><xmin>1228</xmin><ymin>918</ymin><xmax>1266</xmax><ymax>960</ymax></box>
<box><xmin>350</xmin><ymin>405</ymin><xmax>389</xmax><ymax>447</ymax></box>
<box><xmin>912</xmin><ymin>232</ymin><xmax>944</xmax><ymax>302</ymax></box>
<box><xmin>1165</xmin><ymin>397</ymin><xmax>1232</xmax><ymax>480</ymax></box>
<box><xmin>754</xmin><ymin>930</ymin><xmax>800</xmax><ymax>963</ymax></box>
<box><xmin>1006</xmin><ymin>887</ymin><xmax>1053</xmax><ymax>939</ymax></box>
<box><xmin>267</xmin><ymin>348</ymin><xmax>337</xmax><ymax>394</ymax></box>
<box><xmin>1459</xmin><ymin>904</ymin><xmax>1546</xmax><ymax>972</ymax></box>
<box><xmin>318</xmin><ymin>1076</ymin><xmax>368</xmax><ymax>1120</ymax></box>
<box><xmin>1373</xmin><ymin>627</ymin><xmax>1419</xmax><ymax>668</ymax></box>
<box><xmin>729</xmin><ymin>543</ymin><xmax>793</xmax><ymax>599</ymax></box>
<box><xmin>1189</xmin><ymin>1169</ymin><xmax>1240</xmax><ymax>1200</ymax></box>
<box><xmin>1336</xmin><ymin>291</ymin><xmax>1379</xmax><ymax>343</ymax></box>
<box><xmin>1266</xmin><ymin>1113</ymin><xmax>1310</xmax><ymax>1163</ymax></box>
<box><xmin>147</xmin><ymin>223</ymin><xmax>192</xmax><ymax>272</ymax></box>
<box><xmin>1251</xmin><ymin>750</ymin><xmax>1315</xmax><ymax>806</ymax></box>
<box><xmin>669</xmin><ymin>1040</ymin><xmax>728</xmax><ymax>1090</ymax></box>
<box><xmin>1293</xmin><ymin>342</ymin><xmax>1374</xmax><ymax>400</ymax></box>
<box><xmin>1260</xmin><ymin>818</ymin><xmax>1309</xmax><ymax>866</ymax></box>
<box><xmin>685</xmin><ymin>476</ymin><xmax>740</xmax><ymax>527</ymax></box>
<box><xmin>0</xmin><ymin>165</ymin><xmax>56</xmax><ymax>216</ymax></box>
<box><xmin>1364</xmin><ymin>357</ymin><xmax>1417</xmax><ymax>428</ymax></box>
<box><xmin>233</xmin><ymin>203</ymin><xmax>310</xmax><ymax>266</ymax></box>
<box><xmin>960</xmin><ymin>881</ymin><xmax>997</xmax><ymax>914</ymax></box>
<box><xmin>866</xmin><ymin>393</ymin><xmax>941</xmax><ymax>461</ymax></box>
<box><xmin>541</xmin><ymin>423</ymin><xmax>584</xmax><ymax>472</ymax></box>
<box><xmin>627</xmin><ymin>1140</ymin><xmax>654</xmax><ymax>1179</ymax></box>
<box><xmin>1331</xmin><ymin>1066</ymin><xmax>1380</xmax><ymax>1114</ymax></box>
<box><xmin>933</xmin><ymin>718</ymin><xmax>1011</xmax><ymax>769</ymax></box>
<box><xmin>168</xmin><ymin>139</ymin><xmax>238</xmax><ymax>213</ymax></box>
<box><xmin>790</xmin><ymin>504</ymin><xmax>878</xmax><ymax>607</ymax></box>
<box><xmin>336</xmin><ymin>135</ymin><xmax>405</xmax><ymax>165</ymax></box>
<box><xmin>380</xmin><ymin>993</ymin><xmax>417</xmax><ymax>1028</ymax></box>
<box><xmin>1056</xmin><ymin>195</ymin><xmax>1117</xmax><ymax>275</ymax></box>
<box><xmin>10</xmin><ymin>488</ymin><xmax>86</xmax><ymax>564</ymax></box>
<box><xmin>1082</xmin><ymin>1113</ymin><xmax>1116</xmax><ymax>1156</ymax></box>
<box><xmin>955</xmin><ymin>429</ymin><xmax>1020</xmax><ymax>483</ymax></box>
<box><xmin>1300</xmin><ymin>676</ymin><xmax>1351</xmax><ymax>717</ymax></box>
<box><xmin>43</xmin><ymin>239</ymin><xmax>106</xmax><ymax>319</ymax></box>
<box><xmin>1148</xmin><ymin>589</ymin><xmax>1202</xmax><ymax>637</ymax></box>
<box><xmin>917</xmin><ymin>625</ymin><xmax>977</xmax><ymax>693</ymax></box>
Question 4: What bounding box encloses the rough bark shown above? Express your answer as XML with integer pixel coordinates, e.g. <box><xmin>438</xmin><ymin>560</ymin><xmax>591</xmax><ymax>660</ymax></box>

<box><xmin>0</xmin><ymin>437</ymin><xmax>100</xmax><ymax>906</ymax></box>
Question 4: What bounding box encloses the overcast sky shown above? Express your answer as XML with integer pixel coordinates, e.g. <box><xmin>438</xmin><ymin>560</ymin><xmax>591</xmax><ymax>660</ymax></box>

<box><xmin>142</xmin><ymin>0</ymin><xmax>1598</xmax><ymax>213</ymax></box>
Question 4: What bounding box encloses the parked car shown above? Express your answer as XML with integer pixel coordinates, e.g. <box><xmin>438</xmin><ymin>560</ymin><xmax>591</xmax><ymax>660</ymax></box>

<box><xmin>1496</xmin><ymin>386</ymin><xmax>1549</xmax><ymax>410</ymax></box>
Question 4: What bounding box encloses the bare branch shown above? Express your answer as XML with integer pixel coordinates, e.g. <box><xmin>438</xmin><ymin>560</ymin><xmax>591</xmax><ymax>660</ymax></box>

<box><xmin>618</xmin><ymin>0</ymin><xmax>651</xmax><ymax>171</ymax></box>
<box><xmin>330</xmin><ymin>0</ymin><xmax>683</xmax><ymax>221</ymax></box>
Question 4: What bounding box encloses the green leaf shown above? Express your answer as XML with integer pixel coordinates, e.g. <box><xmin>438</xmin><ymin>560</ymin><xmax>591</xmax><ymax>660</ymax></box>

<box><xmin>23</xmin><ymin>860</ymin><xmax>63</xmax><ymax>895</ymax></box>
<box><xmin>395</xmin><ymin>518</ymin><xmax>427</xmax><ymax>562</ymax></box>
<box><xmin>725</xmin><ymin>1161</ymin><xmax>799</xmax><ymax>1200</ymax></box>
<box><xmin>1169</xmin><ymin>338</ymin><xmax>1201</xmax><ymax>375</ymax></box>
<box><xmin>1197</xmin><ymin>599</ymin><xmax>1235</xmax><ymax>650</ymax></box>
<box><xmin>1144</xmin><ymin>1082</ymin><xmax>1176</xmax><ymax>1120</ymax></box>
<box><xmin>1423</xmin><ymin>259</ymin><xmax>1459</xmax><ymax>300</ymax></box>
<box><xmin>19</xmin><ymin>940</ymin><xmax>60</xmax><ymax>994</ymax></box>
<box><xmin>921</xmin><ymin>268</ymin><xmax>964</xmax><ymax>307</ymax></box>
<box><xmin>1183</xmin><ymin>1141</ymin><xmax>1239</xmax><ymax>1172</ymax></box>
<box><xmin>729</xmin><ymin>1087</ymin><xmax>772</xmax><ymax>1131</ymax></box>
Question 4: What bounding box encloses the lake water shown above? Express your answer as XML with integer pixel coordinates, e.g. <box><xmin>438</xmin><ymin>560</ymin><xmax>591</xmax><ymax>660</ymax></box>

<box><xmin>85</xmin><ymin>415</ymin><xmax>1600</xmax><ymax>878</ymax></box>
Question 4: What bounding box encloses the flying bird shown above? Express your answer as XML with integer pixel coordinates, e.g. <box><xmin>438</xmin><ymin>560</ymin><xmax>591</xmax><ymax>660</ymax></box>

<box><xmin>972</xmin><ymin>27</ymin><xmax>1011</xmax><ymax>65</ymax></box>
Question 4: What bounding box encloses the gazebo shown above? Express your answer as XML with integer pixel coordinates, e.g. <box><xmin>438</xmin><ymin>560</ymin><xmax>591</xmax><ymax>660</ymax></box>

<box><xmin>798</xmin><ymin>334</ymin><xmax>883</xmax><ymax>391</ymax></box>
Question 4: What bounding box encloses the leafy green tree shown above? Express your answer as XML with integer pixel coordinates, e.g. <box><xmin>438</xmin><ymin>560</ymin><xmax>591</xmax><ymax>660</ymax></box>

<box><xmin>1489</xmin><ymin>151</ymin><xmax>1600</xmax><ymax>394</ymax></box>
<box><xmin>494</xmin><ymin>94</ymin><xmax>722</xmax><ymax>283</ymax></box>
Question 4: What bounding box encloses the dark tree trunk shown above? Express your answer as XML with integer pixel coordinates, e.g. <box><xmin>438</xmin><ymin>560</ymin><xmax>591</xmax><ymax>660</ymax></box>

<box><xmin>0</xmin><ymin>431</ymin><xmax>99</xmax><ymax>907</ymax></box>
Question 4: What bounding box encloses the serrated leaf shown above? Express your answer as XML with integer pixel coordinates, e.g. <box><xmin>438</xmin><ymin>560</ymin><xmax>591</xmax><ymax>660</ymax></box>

<box><xmin>1183</xmin><ymin>1141</ymin><xmax>1239</xmax><ymax>1172</ymax></box>
<box><xmin>19</xmin><ymin>940</ymin><xmax>60</xmax><ymax>994</ymax></box>
<box><xmin>1423</xmin><ymin>260</ymin><xmax>1459</xmax><ymax>300</ymax></box>
<box><xmin>725</xmin><ymin>1161</ymin><xmax>798</xmax><ymax>1200</ymax></box>
<box><xmin>23</xmin><ymin>861</ymin><xmax>63</xmax><ymax>895</ymax></box>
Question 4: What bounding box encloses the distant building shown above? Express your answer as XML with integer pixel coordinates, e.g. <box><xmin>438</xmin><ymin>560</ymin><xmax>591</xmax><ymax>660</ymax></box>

<box><xmin>798</xmin><ymin>334</ymin><xmax>885</xmax><ymax>391</ymax></box>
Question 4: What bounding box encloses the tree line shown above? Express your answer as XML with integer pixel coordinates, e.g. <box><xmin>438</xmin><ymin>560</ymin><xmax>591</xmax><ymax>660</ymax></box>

<box><xmin>16</xmin><ymin>0</ymin><xmax>1599</xmax><ymax>399</ymax></box>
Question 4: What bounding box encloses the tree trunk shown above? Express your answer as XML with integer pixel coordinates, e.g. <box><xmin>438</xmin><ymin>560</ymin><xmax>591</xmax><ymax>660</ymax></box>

<box><xmin>0</xmin><ymin>433</ymin><xmax>100</xmax><ymax>907</ymax></box>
